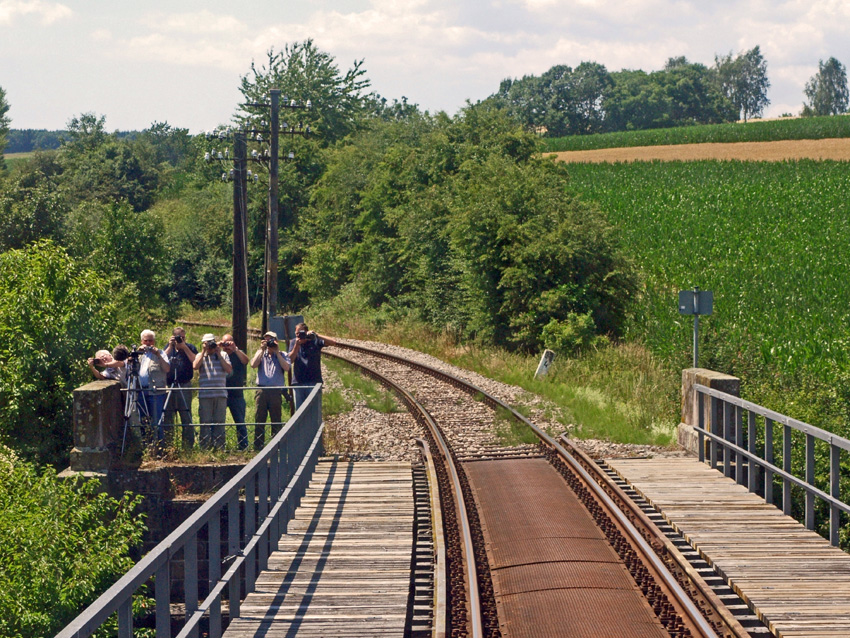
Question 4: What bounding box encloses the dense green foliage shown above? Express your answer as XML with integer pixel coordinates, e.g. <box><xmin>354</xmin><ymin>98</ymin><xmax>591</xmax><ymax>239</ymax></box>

<box><xmin>297</xmin><ymin>106</ymin><xmax>637</xmax><ymax>351</ymax></box>
<box><xmin>0</xmin><ymin>242</ymin><xmax>120</xmax><ymax>462</ymax></box>
<box><xmin>566</xmin><ymin>159</ymin><xmax>850</xmax><ymax>433</ymax></box>
<box><xmin>804</xmin><ymin>57</ymin><xmax>849</xmax><ymax>117</ymax></box>
<box><xmin>6</xmin><ymin>129</ymin><xmax>68</xmax><ymax>153</ymax></box>
<box><xmin>0</xmin><ymin>446</ymin><xmax>145</xmax><ymax>637</ymax></box>
<box><xmin>544</xmin><ymin>114</ymin><xmax>850</xmax><ymax>151</ymax></box>
<box><xmin>714</xmin><ymin>46</ymin><xmax>770</xmax><ymax>122</ymax></box>
<box><xmin>487</xmin><ymin>49</ymin><xmax>776</xmax><ymax>136</ymax></box>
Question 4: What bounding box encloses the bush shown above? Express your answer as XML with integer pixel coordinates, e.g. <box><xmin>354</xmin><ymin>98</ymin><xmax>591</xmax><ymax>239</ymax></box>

<box><xmin>541</xmin><ymin>312</ymin><xmax>597</xmax><ymax>356</ymax></box>
<box><xmin>0</xmin><ymin>446</ymin><xmax>145</xmax><ymax>637</ymax></box>
<box><xmin>0</xmin><ymin>241</ymin><xmax>119</xmax><ymax>465</ymax></box>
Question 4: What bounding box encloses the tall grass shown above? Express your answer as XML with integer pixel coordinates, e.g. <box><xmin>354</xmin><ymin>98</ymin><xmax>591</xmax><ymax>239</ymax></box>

<box><xmin>544</xmin><ymin>115</ymin><xmax>850</xmax><ymax>152</ymax></box>
<box><xmin>309</xmin><ymin>293</ymin><xmax>678</xmax><ymax>445</ymax></box>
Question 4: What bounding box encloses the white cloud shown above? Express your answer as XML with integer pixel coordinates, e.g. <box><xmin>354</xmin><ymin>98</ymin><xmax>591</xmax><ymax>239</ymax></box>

<box><xmin>140</xmin><ymin>9</ymin><xmax>248</xmax><ymax>35</ymax></box>
<box><xmin>0</xmin><ymin>0</ymin><xmax>71</xmax><ymax>25</ymax></box>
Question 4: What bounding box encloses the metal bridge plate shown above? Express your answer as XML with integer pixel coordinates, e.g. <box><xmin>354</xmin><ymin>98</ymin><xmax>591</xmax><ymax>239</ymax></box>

<box><xmin>465</xmin><ymin>458</ymin><xmax>668</xmax><ymax>638</ymax></box>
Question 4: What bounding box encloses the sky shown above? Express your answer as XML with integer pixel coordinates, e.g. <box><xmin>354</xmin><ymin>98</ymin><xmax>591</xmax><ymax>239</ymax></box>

<box><xmin>1</xmin><ymin>0</ymin><xmax>848</xmax><ymax>133</ymax></box>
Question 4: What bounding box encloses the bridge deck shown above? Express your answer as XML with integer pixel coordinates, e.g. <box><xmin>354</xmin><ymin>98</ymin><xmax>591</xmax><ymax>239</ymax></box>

<box><xmin>223</xmin><ymin>459</ymin><xmax>415</xmax><ymax>638</ymax></box>
<box><xmin>607</xmin><ymin>457</ymin><xmax>850</xmax><ymax>638</ymax></box>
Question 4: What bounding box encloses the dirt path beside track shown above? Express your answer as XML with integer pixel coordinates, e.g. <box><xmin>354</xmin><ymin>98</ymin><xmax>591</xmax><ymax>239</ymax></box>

<box><xmin>550</xmin><ymin>137</ymin><xmax>850</xmax><ymax>163</ymax></box>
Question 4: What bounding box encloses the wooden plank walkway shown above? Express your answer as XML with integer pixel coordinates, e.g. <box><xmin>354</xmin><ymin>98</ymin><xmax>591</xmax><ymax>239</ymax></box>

<box><xmin>607</xmin><ymin>457</ymin><xmax>850</xmax><ymax>638</ymax></box>
<box><xmin>223</xmin><ymin>459</ymin><xmax>415</xmax><ymax>638</ymax></box>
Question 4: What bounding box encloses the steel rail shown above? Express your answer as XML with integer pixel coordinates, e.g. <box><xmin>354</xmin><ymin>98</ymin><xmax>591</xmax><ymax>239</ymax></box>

<box><xmin>416</xmin><ymin>438</ymin><xmax>448</xmax><ymax>638</ymax></box>
<box><xmin>325</xmin><ymin>350</ymin><xmax>482</xmax><ymax>638</ymax></box>
<box><xmin>327</xmin><ymin>341</ymin><xmax>739</xmax><ymax>638</ymax></box>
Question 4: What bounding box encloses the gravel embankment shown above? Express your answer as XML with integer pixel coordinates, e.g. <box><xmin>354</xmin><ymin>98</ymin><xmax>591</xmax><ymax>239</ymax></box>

<box><xmin>322</xmin><ymin>340</ymin><xmax>688</xmax><ymax>461</ymax></box>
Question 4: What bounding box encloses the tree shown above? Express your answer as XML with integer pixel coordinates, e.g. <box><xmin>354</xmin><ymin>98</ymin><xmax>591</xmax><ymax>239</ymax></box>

<box><xmin>0</xmin><ymin>85</ymin><xmax>10</xmax><ymax>171</ymax></box>
<box><xmin>0</xmin><ymin>241</ymin><xmax>119</xmax><ymax>464</ymax></box>
<box><xmin>0</xmin><ymin>446</ymin><xmax>146</xmax><ymax>637</ymax></box>
<box><xmin>237</xmin><ymin>39</ymin><xmax>371</xmax><ymax>147</ymax></box>
<box><xmin>714</xmin><ymin>46</ymin><xmax>770</xmax><ymax>122</ymax></box>
<box><xmin>803</xmin><ymin>57</ymin><xmax>849</xmax><ymax>116</ymax></box>
<box><xmin>236</xmin><ymin>39</ymin><xmax>373</xmax><ymax>311</ymax></box>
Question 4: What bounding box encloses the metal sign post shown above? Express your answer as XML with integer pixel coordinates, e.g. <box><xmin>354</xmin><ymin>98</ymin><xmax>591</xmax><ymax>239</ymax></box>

<box><xmin>678</xmin><ymin>287</ymin><xmax>713</xmax><ymax>367</ymax></box>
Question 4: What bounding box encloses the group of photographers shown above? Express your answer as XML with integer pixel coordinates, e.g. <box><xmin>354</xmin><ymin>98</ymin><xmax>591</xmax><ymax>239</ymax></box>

<box><xmin>88</xmin><ymin>322</ymin><xmax>334</xmax><ymax>452</ymax></box>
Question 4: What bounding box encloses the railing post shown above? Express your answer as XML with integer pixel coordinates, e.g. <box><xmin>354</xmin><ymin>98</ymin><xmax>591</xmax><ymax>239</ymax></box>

<box><xmin>735</xmin><ymin>405</ymin><xmax>745</xmax><ymax>484</ymax></box>
<box><xmin>783</xmin><ymin>425</ymin><xmax>793</xmax><ymax>516</ymax></box>
<box><xmin>185</xmin><ymin>534</ymin><xmax>198</xmax><ymax>638</ymax></box>
<box><xmin>764</xmin><ymin>417</ymin><xmax>774</xmax><ymax>504</ymax></box>
<box><xmin>723</xmin><ymin>401</ymin><xmax>734</xmax><ymax>478</ymax></box>
<box><xmin>245</xmin><ymin>476</ymin><xmax>256</xmax><ymax>593</ymax></box>
<box><xmin>209</xmin><ymin>514</ymin><xmax>222</xmax><ymax>638</ymax></box>
<box><xmin>258</xmin><ymin>459</ymin><xmax>270</xmax><ymax>572</ymax></box>
<box><xmin>118</xmin><ymin>598</ymin><xmax>132</xmax><ymax>638</ymax></box>
<box><xmin>747</xmin><ymin>411</ymin><xmax>758</xmax><ymax>493</ymax></box>
<box><xmin>805</xmin><ymin>433</ymin><xmax>815</xmax><ymax>530</ymax></box>
<box><xmin>710</xmin><ymin>397</ymin><xmax>720</xmax><ymax>469</ymax></box>
<box><xmin>697</xmin><ymin>392</ymin><xmax>705</xmax><ymax>463</ymax></box>
<box><xmin>830</xmin><ymin>444</ymin><xmax>841</xmax><ymax>546</ymax></box>
<box><xmin>228</xmin><ymin>495</ymin><xmax>240</xmax><ymax>620</ymax></box>
<box><xmin>155</xmin><ymin>560</ymin><xmax>171</xmax><ymax>638</ymax></box>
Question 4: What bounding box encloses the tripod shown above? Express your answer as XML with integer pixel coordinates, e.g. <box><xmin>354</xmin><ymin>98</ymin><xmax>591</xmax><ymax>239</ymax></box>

<box><xmin>121</xmin><ymin>353</ymin><xmax>151</xmax><ymax>455</ymax></box>
<box><xmin>159</xmin><ymin>377</ymin><xmax>193</xmax><ymax>447</ymax></box>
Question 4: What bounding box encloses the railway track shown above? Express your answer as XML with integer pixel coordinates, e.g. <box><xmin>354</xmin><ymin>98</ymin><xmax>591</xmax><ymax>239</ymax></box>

<box><xmin>323</xmin><ymin>341</ymin><xmax>766</xmax><ymax>638</ymax></box>
<box><xmin>179</xmin><ymin>322</ymin><xmax>769</xmax><ymax>637</ymax></box>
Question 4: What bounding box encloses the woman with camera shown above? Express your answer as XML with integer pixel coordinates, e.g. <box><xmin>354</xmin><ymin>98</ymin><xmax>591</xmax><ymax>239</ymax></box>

<box><xmin>250</xmin><ymin>331</ymin><xmax>291</xmax><ymax>450</ymax></box>
<box><xmin>193</xmin><ymin>333</ymin><xmax>232</xmax><ymax>450</ymax></box>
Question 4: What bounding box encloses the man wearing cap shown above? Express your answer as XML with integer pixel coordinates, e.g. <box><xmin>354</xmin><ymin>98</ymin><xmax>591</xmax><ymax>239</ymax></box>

<box><xmin>250</xmin><ymin>330</ymin><xmax>291</xmax><ymax>450</ymax></box>
<box><xmin>193</xmin><ymin>333</ymin><xmax>232</xmax><ymax>450</ymax></box>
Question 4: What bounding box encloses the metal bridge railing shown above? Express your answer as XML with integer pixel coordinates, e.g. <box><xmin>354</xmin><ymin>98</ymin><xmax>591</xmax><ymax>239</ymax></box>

<box><xmin>55</xmin><ymin>384</ymin><xmax>324</xmax><ymax>638</ymax></box>
<box><xmin>694</xmin><ymin>383</ymin><xmax>850</xmax><ymax>546</ymax></box>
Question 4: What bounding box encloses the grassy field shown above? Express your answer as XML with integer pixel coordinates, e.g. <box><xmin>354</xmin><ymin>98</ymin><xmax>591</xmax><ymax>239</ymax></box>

<box><xmin>3</xmin><ymin>152</ymin><xmax>34</xmax><ymax>171</ymax></box>
<box><xmin>544</xmin><ymin>115</ymin><xmax>850</xmax><ymax>152</ymax></box>
<box><xmin>565</xmin><ymin>159</ymin><xmax>850</xmax><ymax>432</ymax></box>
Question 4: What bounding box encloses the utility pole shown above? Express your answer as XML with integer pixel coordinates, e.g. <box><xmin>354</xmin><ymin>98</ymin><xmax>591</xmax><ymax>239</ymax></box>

<box><xmin>267</xmin><ymin>89</ymin><xmax>281</xmax><ymax>332</ymax></box>
<box><xmin>232</xmin><ymin>132</ymin><xmax>249</xmax><ymax>351</ymax></box>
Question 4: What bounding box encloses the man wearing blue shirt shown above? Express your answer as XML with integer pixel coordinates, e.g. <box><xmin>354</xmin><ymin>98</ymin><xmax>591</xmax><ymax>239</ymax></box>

<box><xmin>250</xmin><ymin>331</ymin><xmax>291</xmax><ymax>450</ymax></box>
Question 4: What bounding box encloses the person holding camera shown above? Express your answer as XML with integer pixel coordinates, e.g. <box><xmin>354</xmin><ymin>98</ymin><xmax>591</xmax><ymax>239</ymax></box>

<box><xmin>250</xmin><ymin>330</ymin><xmax>291</xmax><ymax>450</ymax></box>
<box><xmin>87</xmin><ymin>349</ymin><xmax>126</xmax><ymax>383</ymax></box>
<box><xmin>163</xmin><ymin>327</ymin><xmax>198</xmax><ymax>449</ymax></box>
<box><xmin>193</xmin><ymin>333</ymin><xmax>232</xmax><ymax>450</ymax></box>
<box><xmin>288</xmin><ymin>322</ymin><xmax>336</xmax><ymax>410</ymax></box>
<box><xmin>221</xmin><ymin>333</ymin><xmax>250</xmax><ymax>451</ymax></box>
<box><xmin>139</xmin><ymin>329</ymin><xmax>171</xmax><ymax>443</ymax></box>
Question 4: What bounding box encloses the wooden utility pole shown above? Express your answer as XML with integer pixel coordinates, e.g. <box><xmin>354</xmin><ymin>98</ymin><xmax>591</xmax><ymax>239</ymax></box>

<box><xmin>267</xmin><ymin>89</ymin><xmax>281</xmax><ymax>327</ymax></box>
<box><xmin>232</xmin><ymin>132</ymin><xmax>249</xmax><ymax>351</ymax></box>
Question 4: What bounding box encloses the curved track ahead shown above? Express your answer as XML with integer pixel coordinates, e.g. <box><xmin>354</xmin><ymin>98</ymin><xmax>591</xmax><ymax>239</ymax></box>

<box><xmin>325</xmin><ymin>341</ymin><xmax>752</xmax><ymax>638</ymax></box>
<box><xmin>179</xmin><ymin>323</ymin><xmax>753</xmax><ymax>638</ymax></box>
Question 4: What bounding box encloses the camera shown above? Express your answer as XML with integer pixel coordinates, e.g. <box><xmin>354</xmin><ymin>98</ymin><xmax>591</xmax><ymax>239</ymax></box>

<box><xmin>265</xmin><ymin>338</ymin><xmax>278</xmax><ymax>348</ymax></box>
<box><xmin>205</xmin><ymin>340</ymin><xmax>218</xmax><ymax>350</ymax></box>
<box><xmin>174</xmin><ymin>335</ymin><xmax>183</xmax><ymax>344</ymax></box>
<box><xmin>296</xmin><ymin>330</ymin><xmax>307</xmax><ymax>340</ymax></box>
